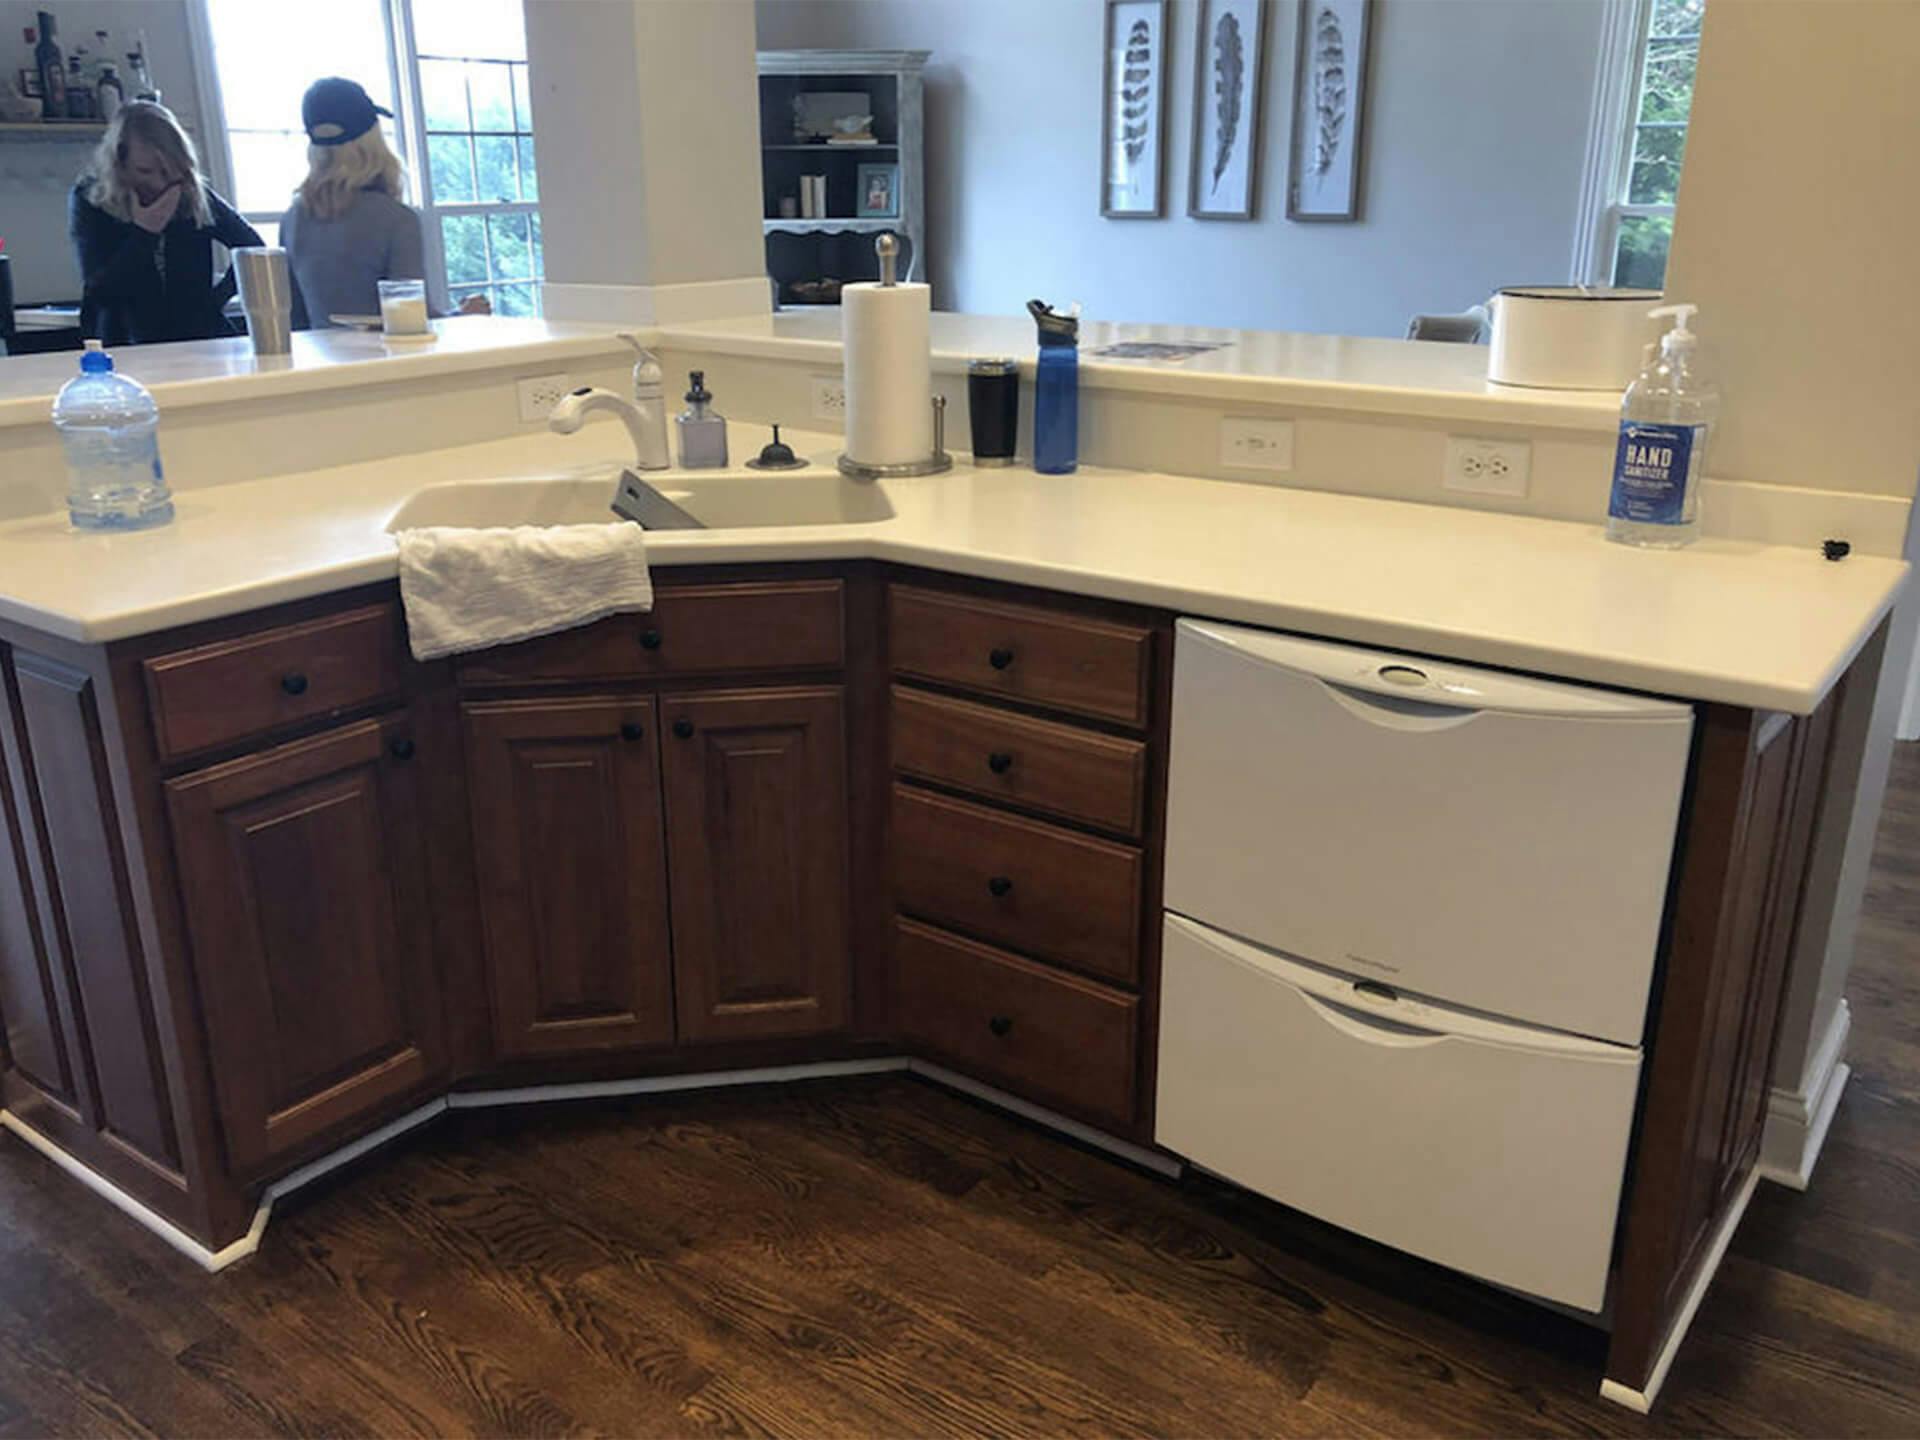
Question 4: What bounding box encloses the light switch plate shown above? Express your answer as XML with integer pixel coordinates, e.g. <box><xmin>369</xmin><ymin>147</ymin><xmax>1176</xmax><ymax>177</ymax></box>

<box><xmin>1220</xmin><ymin>416</ymin><xmax>1295</xmax><ymax>471</ymax></box>
<box><xmin>516</xmin><ymin>373</ymin><xmax>573</xmax><ymax>423</ymax></box>
<box><xmin>1444</xmin><ymin>436</ymin><xmax>1532</xmax><ymax>497</ymax></box>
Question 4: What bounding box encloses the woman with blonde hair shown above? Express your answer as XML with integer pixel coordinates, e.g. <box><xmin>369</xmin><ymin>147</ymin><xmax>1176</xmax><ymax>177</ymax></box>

<box><xmin>69</xmin><ymin>99</ymin><xmax>262</xmax><ymax>344</ymax></box>
<box><xmin>281</xmin><ymin>77</ymin><xmax>485</xmax><ymax>327</ymax></box>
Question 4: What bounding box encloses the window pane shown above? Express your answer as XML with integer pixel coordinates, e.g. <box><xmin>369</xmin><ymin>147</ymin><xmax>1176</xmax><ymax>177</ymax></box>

<box><xmin>488</xmin><ymin>213</ymin><xmax>533</xmax><ymax>280</ymax></box>
<box><xmin>495</xmin><ymin>283</ymin><xmax>538</xmax><ymax>318</ymax></box>
<box><xmin>469</xmin><ymin>62</ymin><xmax>515</xmax><ymax>133</ymax></box>
<box><xmin>529</xmin><ymin>213</ymin><xmax>543</xmax><ymax>275</ymax></box>
<box><xmin>474</xmin><ymin>135</ymin><xmax>520</xmax><ymax>202</ymax></box>
<box><xmin>1649</xmin><ymin>0</ymin><xmax>1705</xmax><ymax>38</ymax></box>
<box><xmin>419</xmin><ymin>58</ymin><xmax>469</xmax><ymax>132</ymax></box>
<box><xmin>414</xmin><ymin>0</ymin><xmax>525</xmax><ymax>61</ymax></box>
<box><xmin>512</xmin><ymin>63</ymin><xmax>534</xmax><ymax>132</ymax></box>
<box><xmin>429</xmin><ymin>134</ymin><xmax>476</xmax><ymax>203</ymax></box>
<box><xmin>1628</xmin><ymin>126</ymin><xmax>1688</xmax><ymax>206</ymax></box>
<box><xmin>442</xmin><ymin>215</ymin><xmax>490</xmax><ymax>285</ymax></box>
<box><xmin>205</xmin><ymin>0</ymin><xmax>391</xmax><ymax>131</ymax></box>
<box><xmin>1612</xmin><ymin>214</ymin><xmax>1673</xmax><ymax>290</ymax></box>
<box><xmin>1638</xmin><ymin>41</ymin><xmax>1697</xmax><ymax>124</ymax></box>
<box><xmin>518</xmin><ymin>137</ymin><xmax>539</xmax><ymax>201</ymax></box>
<box><xmin>227</xmin><ymin>130</ymin><xmax>308</xmax><ymax>214</ymax></box>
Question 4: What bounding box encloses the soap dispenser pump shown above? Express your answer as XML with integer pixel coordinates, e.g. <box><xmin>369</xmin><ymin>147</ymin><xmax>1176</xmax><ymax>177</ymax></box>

<box><xmin>676</xmin><ymin>370</ymin><xmax>729</xmax><ymax>470</ymax></box>
<box><xmin>619</xmin><ymin>334</ymin><xmax>671</xmax><ymax>470</ymax></box>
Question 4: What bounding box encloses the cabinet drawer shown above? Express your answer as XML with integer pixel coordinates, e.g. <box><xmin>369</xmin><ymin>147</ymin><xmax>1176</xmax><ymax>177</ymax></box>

<box><xmin>144</xmin><ymin>603</ymin><xmax>405</xmax><ymax>761</ymax></box>
<box><xmin>892</xmin><ymin>784</ymin><xmax>1143</xmax><ymax>985</ymax></box>
<box><xmin>889</xmin><ymin>585</ymin><xmax>1153</xmax><ymax>727</ymax></box>
<box><xmin>891</xmin><ymin>687</ymin><xmax>1147</xmax><ymax>837</ymax></box>
<box><xmin>894</xmin><ymin>918</ymin><xmax>1138</xmax><ymax>1129</ymax></box>
<box><xmin>456</xmin><ymin>579</ymin><xmax>844</xmax><ymax>684</ymax></box>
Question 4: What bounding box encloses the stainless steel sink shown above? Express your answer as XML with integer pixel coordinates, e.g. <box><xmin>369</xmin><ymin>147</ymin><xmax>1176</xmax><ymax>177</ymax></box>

<box><xmin>387</xmin><ymin>468</ymin><xmax>895</xmax><ymax>532</ymax></box>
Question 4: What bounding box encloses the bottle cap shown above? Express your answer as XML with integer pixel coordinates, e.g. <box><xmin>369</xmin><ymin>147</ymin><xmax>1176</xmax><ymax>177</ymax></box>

<box><xmin>79</xmin><ymin>338</ymin><xmax>112</xmax><ymax>373</ymax></box>
<box><xmin>1027</xmin><ymin>299</ymin><xmax>1079</xmax><ymax>346</ymax></box>
<box><xmin>1649</xmin><ymin>302</ymin><xmax>1698</xmax><ymax>355</ymax></box>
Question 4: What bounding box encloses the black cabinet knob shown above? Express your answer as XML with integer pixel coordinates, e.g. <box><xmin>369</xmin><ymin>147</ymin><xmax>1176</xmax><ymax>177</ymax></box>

<box><xmin>988</xmin><ymin>647</ymin><xmax>1015</xmax><ymax>671</ymax></box>
<box><xmin>280</xmin><ymin>672</ymin><xmax>309</xmax><ymax>697</ymax></box>
<box><xmin>987</xmin><ymin>875</ymin><xmax>1014</xmax><ymax>898</ymax></box>
<box><xmin>388</xmin><ymin>736</ymin><xmax>416</xmax><ymax>761</ymax></box>
<box><xmin>986</xmin><ymin>751</ymin><xmax>1014</xmax><ymax>775</ymax></box>
<box><xmin>639</xmin><ymin>628</ymin><xmax>663</xmax><ymax>651</ymax></box>
<box><xmin>620</xmin><ymin>722</ymin><xmax>645</xmax><ymax>742</ymax></box>
<box><xmin>673</xmin><ymin>718</ymin><xmax>695</xmax><ymax>739</ymax></box>
<box><xmin>987</xmin><ymin>1015</ymin><xmax>1013</xmax><ymax>1038</ymax></box>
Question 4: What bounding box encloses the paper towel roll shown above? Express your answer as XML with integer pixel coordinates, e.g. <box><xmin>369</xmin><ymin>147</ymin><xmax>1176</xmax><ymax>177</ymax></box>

<box><xmin>843</xmin><ymin>281</ymin><xmax>933</xmax><ymax>467</ymax></box>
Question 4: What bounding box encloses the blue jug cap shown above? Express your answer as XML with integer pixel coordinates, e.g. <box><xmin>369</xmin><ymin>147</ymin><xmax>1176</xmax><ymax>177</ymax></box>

<box><xmin>79</xmin><ymin>339</ymin><xmax>113</xmax><ymax>374</ymax></box>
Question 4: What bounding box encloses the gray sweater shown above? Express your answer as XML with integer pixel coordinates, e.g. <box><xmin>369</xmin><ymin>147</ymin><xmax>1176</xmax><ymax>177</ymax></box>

<box><xmin>281</xmin><ymin>188</ymin><xmax>438</xmax><ymax>328</ymax></box>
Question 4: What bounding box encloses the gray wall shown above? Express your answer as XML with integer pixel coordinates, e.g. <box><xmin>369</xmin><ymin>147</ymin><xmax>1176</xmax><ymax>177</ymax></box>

<box><xmin>756</xmin><ymin>0</ymin><xmax>1606</xmax><ymax>337</ymax></box>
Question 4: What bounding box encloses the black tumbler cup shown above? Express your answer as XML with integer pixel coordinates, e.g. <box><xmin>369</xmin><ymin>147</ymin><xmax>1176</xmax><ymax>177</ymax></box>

<box><xmin>967</xmin><ymin>358</ymin><xmax>1019</xmax><ymax>466</ymax></box>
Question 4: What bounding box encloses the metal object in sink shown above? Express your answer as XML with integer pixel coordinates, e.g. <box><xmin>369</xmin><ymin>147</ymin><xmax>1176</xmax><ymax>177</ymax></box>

<box><xmin>610</xmin><ymin>469</ymin><xmax>705</xmax><ymax>530</ymax></box>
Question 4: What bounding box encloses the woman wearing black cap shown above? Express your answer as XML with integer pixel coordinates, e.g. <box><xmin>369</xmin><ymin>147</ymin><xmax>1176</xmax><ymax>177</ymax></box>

<box><xmin>280</xmin><ymin>77</ymin><xmax>488</xmax><ymax>327</ymax></box>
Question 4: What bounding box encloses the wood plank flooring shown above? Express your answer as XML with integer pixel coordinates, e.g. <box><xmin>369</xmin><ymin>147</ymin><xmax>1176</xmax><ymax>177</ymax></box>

<box><xmin>3</xmin><ymin>753</ymin><xmax>1919</xmax><ymax>1437</ymax></box>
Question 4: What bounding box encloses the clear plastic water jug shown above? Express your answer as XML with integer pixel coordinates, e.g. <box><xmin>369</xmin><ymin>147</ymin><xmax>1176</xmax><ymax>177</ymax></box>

<box><xmin>52</xmin><ymin>339</ymin><xmax>173</xmax><ymax>530</ymax></box>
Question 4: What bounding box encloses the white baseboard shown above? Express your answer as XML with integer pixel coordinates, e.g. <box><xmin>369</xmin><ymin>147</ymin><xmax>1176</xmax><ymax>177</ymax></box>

<box><xmin>1598</xmin><ymin>1167</ymin><xmax>1759</xmax><ymax>1413</ymax></box>
<box><xmin>906</xmin><ymin>1060</ymin><xmax>1184</xmax><ymax>1177</ymax></box>
<box><xmin>541</xmin><ymin>276</ymin><xmax>772</xmax><ymax>328</ymax></box>
<box><xmin>1759</xmin><ymin>998</ymin><xmax>1852</xmax><ymax>1189</ymax></box>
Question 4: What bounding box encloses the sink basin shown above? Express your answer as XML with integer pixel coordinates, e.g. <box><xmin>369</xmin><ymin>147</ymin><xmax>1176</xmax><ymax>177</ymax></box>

<box><xmin>387</xmin><ymin>468</ymin><xmax>895</xmax><ymax>533</ymax></box>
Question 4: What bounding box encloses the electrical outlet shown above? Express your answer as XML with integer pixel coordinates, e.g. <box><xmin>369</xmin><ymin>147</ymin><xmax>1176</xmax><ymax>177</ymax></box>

<box><xmin>1443</xmin><ymin>436</ymin><xmax>1532</xmax><ymax>497</ymax></box>
<box><xmin>810</xmin><ymin>374</ymin><xmax>847</xmax><ymax>422</ymax></box>
<box><xmin>1220</xmin><ymin>416</ymin><xmax>1296</xmax><ymax>472</ymax></box>
<box><xmin>516</xmin><ymin>372</ymin><xmax>574</xmax><ymax>423</ymax></box>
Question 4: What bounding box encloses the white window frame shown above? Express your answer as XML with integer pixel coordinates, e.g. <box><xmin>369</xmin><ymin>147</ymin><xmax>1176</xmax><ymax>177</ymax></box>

<box><xmin>1572</xmin><ymin>0</ymin><xmax>1690</xmax><ymax>287</ymax></box>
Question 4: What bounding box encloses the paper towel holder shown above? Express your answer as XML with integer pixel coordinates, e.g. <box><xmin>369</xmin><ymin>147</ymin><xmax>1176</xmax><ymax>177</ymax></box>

<box><xmin>839</xmin><ymin>394</ymin><xmax>953</xmax><ymax>479</ymax></box>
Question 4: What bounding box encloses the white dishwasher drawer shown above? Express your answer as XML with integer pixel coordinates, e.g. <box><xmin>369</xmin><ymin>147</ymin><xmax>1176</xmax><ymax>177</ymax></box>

<box><xmin>1166</xmin><ymin>619</ymin><xmax>1693</xmax><ymax>1045</ymax></box>
<box><xmin>1156</xmin><ymin>915</ymin><xmax>1640</xmax><ymax>1312</ymax></box>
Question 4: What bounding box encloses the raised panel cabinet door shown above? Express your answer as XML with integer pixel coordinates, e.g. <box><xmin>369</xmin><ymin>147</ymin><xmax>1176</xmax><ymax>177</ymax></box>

<box><xmin>464</xmin><ymin>696</ymin><xmax>675</xmax><ymax>1058</ymax></box>
<box><xmin>164</xmin><ymin>714</ymin><xmax>447</xmax><ymax>1177</ymax></box>
<box><xmin>661</xmin><ymin>687</ymin><xmax>850</xmax><ymax>1043</ymax></box>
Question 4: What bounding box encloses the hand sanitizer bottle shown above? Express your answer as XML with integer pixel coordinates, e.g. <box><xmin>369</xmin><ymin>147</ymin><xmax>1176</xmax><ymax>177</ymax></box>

<box><xmin>675</xmin><ymin>370</ymin><xmax>728</xmax><ymax>469</ymax></box>
<box><xmin>1606</xmin><ymin>303</ymin><xmax>1717</xmax><ymax>548</ymax></box>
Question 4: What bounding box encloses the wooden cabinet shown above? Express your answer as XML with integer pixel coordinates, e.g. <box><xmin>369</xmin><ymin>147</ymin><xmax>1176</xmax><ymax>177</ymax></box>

<box><xmin>165</xmin><ymin>712</ymin><xmax>446</xmax><ymax>1176</ymax></box>
<box><xmin>464</xmin><ymin>696</ymin><xmax>675</xmax><ymax>1059</ymax></box>
<box><xmin>661</xmin><ymin>687</ymin><xmax>850</xmax><ymax>1043</ymax></box>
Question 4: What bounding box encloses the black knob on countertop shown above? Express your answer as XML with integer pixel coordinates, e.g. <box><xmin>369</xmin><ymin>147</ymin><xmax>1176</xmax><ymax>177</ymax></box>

<box><xmin>388</xmin><ymin>737</ymin><xmax>416</xmax><ymax>761</ymax></box>
<box><xmin>987</xmin><ymin>1015</ymin><xmax>1013</xmax><ymax>1038</ymax></box>
<box><xmin>621</xmin><ymin>722</ymin><xmax>645</xmax><ymax>741</ymax></box>
<box><xmin>280</xmin><ymin>672</ymin><xmax>309</xmax><ymax>696</ymax></box>
<box><xmin>1823</xmin><ymin>539</ymin><xmax>1851</xmax><ymax>561</ymax></box>
<box><xmin>639</xmin><ymin>628</ymin><xmax>663</xmax><ymax>650</ymax></box>
<box><xmin>987</xmin><ymin>751</ymin><xmax>1014</xmax><ymax>774</ymax></box>
<box><xmin>987</xmin><ymin>875</ymin><xmax>1014</xmax><ymax>898</ymax></box>
<box><xmin>673</xmin><ymin>718</ymin><xmax>695</xmax><ymax>739</ymax></box>
<box><xmin>989</xmin><ymin>647</ymin><xmax>1015</xmax><ymax>671</ymax></box>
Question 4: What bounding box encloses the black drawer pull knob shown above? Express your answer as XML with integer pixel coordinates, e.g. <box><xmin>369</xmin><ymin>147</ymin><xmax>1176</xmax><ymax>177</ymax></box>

<box><xmin>388</xmin><ymin>737</ymin><xmax>416</xmax><ymax>762</ymax></box>
<box><xmin>673</xmin><ymin>718</ymin><xmax>695</xmax><ymax>740</ymax></box>
<box><xmin>987</xmin><ymin>875</ymin><xmax>1014</xmax><ymax>898</ymax></box>
<box><xmin>639</xmin><ymin>628</ymin><xmax>663</xmax><ymax>651</ymax></box>
<box><xmin>988</xmin><ymin>647</ymin><xmax>1015</xmax><ymax>671</ymax></box>
<box><xmin>986</xmin><ymin>751</ymin><xmax>1014</xmax><ymax>775</ymax></box>
<box><xmin>280</xmin><ymin>672</ymin><xmax>309</xmax><ymax>697</ymax></box>
<box><xmin>620</xmin><ymin>722</ymin><xmax>645</xmax><ymax>742</ymax></box>
<box><xmin>987</xmin><ymin>1015</ymin><xmax>1013</xmax><ymax>1038</ymax></box>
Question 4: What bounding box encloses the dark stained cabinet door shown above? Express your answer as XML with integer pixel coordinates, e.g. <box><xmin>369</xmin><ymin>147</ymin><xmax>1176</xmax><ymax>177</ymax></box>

<box><xmin>464</xmin><ymin>696</ymin><xmax>675</xmax><ymax>1059</ymax></box>
<box><xmin>165</xmin><ymin>713</ymin><xmax>447</xmax><ymax>1176</ymax></box>
<box><xmin>660</xmin><ymin>687</ymin><xmax>850</xmax><ymax>1043</ymax></box>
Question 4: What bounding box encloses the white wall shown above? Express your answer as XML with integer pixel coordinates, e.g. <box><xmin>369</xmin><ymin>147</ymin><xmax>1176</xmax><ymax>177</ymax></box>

<box><xmin>0</xmin><ymin>0</ymin><xmax>206</xmax><ymax>302</ymax></box>
<box><xmin>756</xmin><ymin>0</ymin><xmax>1605</xmax><ymax>336</ymax></box>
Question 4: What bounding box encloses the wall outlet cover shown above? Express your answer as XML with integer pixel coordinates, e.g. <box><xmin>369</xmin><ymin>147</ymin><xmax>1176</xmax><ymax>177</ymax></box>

<box><xmin>1443</xmin><ymin>436</ymin><xmax>1532</xmax><ymax>497</ymax></box>
<box><xmin>516</xmin><ymin>373</ymin><xmax>574</xmax><ymax>423</ymax></box>
<box><xmin>810</xmin><ymin>374</ymin><xmax>847</xmax><ymax>422</ymax></box>
<box><xmin>1220</xmin><ymin>417</ymin><xmax>1296</xmax><ymax>472</ymax></box>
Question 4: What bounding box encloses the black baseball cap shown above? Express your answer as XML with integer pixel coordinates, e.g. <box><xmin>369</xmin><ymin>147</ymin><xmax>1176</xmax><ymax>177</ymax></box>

<box><xmin>302</xmin><ymin>77</ymin><xmax>392</xmax><ymax>146</ymax></box>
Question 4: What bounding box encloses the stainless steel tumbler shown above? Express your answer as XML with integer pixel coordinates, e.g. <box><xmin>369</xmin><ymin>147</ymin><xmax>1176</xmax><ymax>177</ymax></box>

<box><xmin>233</xmin><ymin>246</ymin><xmax>293</xmax><ymax>356</ymax></box>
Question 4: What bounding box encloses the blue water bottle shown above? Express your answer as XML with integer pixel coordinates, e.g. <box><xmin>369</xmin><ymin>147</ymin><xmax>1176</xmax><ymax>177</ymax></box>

<box><xmin>1028</xmin><ymin>299</ymin><xmax>1079</xmax><ymax>474</ymax></box>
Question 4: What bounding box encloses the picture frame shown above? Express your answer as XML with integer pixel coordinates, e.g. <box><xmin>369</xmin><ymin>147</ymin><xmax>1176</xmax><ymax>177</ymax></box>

<box><xmin>17</xmin><ymin>68</ymin><xmax>43</xmax><ymax>100</ymax></box>
<box><xmin>1101</xmin><ymin>0</ymin><xmax>1169</xmax><ymax>218</ymax></box>
<box><xmin>1286</xmin><ymin>0</ymin><xmax>1373</xmax><ymax>222</ymax></box>
<box><xmin>856</xmin><ymin>162</ymin><xmax>899</xmax><ymax>219</ymax></box>
<box><xmin>1188</xmin><ymin>0</ymin><xmax>1268</xmax><ymax>220</ymax></box>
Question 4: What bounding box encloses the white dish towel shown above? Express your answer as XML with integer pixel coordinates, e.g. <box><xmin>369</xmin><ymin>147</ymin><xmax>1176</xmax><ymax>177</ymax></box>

<box><xmin>394</xmin><ymin>523</ymin><xmax>653</xmax><ymax>661</ymax></box>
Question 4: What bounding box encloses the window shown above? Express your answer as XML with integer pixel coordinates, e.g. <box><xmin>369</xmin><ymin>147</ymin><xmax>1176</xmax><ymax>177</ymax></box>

<box><xmin>1573</xmin><ymin>0</ymin><xmax>1703</xmax><ymax>290</ymax></box>
<box><xmin>189</xmin><ymin>0</ymin><xmax>542</xmax><ymax>312</ymax></box>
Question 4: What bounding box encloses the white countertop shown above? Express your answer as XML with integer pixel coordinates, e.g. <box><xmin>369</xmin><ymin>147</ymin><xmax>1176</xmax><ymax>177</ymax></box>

<box><xmin>0</xmin><ymin>423</ymin><xmax>1898</xmax><ymax>713</ymax></box>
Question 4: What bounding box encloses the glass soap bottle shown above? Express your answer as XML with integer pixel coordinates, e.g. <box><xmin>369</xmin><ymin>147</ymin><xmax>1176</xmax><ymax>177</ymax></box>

<box><xmin>675</xmin><ymin>370</ymin><xmax>728</xmax><ymax>469</ymax></box>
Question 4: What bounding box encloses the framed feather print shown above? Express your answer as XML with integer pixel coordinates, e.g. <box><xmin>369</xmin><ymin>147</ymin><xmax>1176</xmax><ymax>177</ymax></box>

<box><xmin>1286</xmin><ymin>0</ymin><xmax>1373</xmax><ymax>221</ymax></box>
<box><xmin>1189</xmin><ymin>0</ymin><xmax>1268</xmax><ymax>219</ymax></box>
<box><xmin>1102</xmin><ymin>0</ymin><xmax>1169</xmax><ymax>218</ymax></box>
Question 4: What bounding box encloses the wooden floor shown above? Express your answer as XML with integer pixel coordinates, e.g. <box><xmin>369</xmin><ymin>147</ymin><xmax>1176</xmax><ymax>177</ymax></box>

<box><xmin>3</xmin><ymin>760</ymin><xmax>1918</xmax><ymax>1437</ymax></box>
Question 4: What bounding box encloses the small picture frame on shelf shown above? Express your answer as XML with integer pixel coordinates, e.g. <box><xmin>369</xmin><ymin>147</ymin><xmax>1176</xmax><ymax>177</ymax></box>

<box><xmin>18</xmin><ymin>68</ymin><xmax>43</xmax><ymax>99</ymax></box>
<box><xmin>857</xmin><ymin>163</ymin><xmax>899</xmax><ymax>219</ymax></box>
<box><xmin>1102</xmin><ymin>0</ymin><xmax>1169</xmax><ymax>218</ymax></box>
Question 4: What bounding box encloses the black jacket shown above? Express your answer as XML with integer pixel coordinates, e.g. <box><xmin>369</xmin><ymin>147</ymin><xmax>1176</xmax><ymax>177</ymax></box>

<box><xmin>70</xmin><ymin>181</ymin><xmax>263</xmax><ymax>345</ymax></box>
